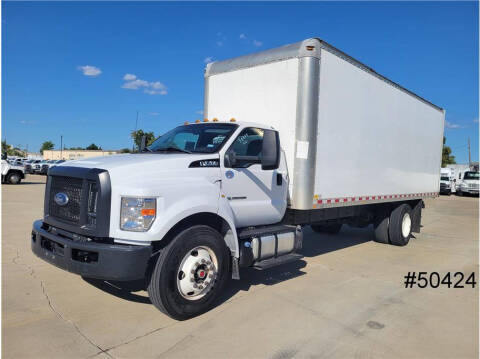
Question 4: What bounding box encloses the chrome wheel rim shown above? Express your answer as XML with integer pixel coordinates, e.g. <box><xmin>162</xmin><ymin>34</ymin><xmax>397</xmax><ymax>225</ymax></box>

<box><xmin>176</xmin><ymin>246</ymin><xmax>218</xmax><ymax>300</ymax></box>
<box><xmin>401</xmin><ymin>213</ymin><xmax>411</xmax><ymax>238</ymax></box>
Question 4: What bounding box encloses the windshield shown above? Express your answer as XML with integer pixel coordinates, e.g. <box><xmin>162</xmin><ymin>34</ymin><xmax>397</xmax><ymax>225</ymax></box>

<box><xmin>464</xmin><ymin>172</ymin><xmax>479</xmax><ymax>180</ymax></box>
<box><xmin>148</xmin><ymin>123</ymin><xmax>237</xmax><ymax>154</ymax></box>
<box><xmin>440</xmin><ymin>176</ymin><xmax>449</xmax><ymax>181</ymax></box>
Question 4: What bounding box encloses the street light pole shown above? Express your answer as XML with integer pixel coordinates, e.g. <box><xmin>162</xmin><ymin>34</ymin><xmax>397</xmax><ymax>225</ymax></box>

<box><xmin>60</xmin><ymin>135</ymin><xmax>63</xmax><ymax>160</ymax></box>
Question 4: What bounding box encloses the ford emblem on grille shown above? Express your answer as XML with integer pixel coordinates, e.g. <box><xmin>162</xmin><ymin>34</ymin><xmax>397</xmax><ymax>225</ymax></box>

<box><xmin>54</xmin><ymin>192</ymin><xmax>69</xmax><ymax>206</ymax></box>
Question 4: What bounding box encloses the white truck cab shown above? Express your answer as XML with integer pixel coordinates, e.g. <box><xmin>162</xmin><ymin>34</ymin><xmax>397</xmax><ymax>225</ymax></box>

<box><xmin>456</xmin><ymin>170</ymin><xmax>479</xmax><ymax>196</ymax></box>
<box><xmin>31</xmin><ymin>38</ymin><xmax>444</xmax><ymax>319</ymax></box>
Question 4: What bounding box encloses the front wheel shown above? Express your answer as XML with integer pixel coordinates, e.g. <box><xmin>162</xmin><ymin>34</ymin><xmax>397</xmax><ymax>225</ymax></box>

<box><xmin>7</xmin><ymin>172</ymin><xmax>21</xmax><ymax>184</ymax></box>
<box><xmin>147</xmin><ymin>225</ymin><xmax>230</xmax><ymax>320</ymax></box>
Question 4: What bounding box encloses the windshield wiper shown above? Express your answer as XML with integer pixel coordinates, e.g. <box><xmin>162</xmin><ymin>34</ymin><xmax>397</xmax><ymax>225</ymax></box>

<box><xmin>155</xmin><ymin>146</ymin><xmax>192</xmax><ymax>154</ymax></box>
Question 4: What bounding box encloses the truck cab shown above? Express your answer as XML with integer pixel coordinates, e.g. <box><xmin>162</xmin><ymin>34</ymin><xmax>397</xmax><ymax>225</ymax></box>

<box><xmin>456</xmin><ymin>170</ymin><xmax>479</xmax><ymax>196</ymax></box>
<box><xmin>31</xmin><ymin>121</ymin><xmax>297</xmax><ymax>319</ymax></box>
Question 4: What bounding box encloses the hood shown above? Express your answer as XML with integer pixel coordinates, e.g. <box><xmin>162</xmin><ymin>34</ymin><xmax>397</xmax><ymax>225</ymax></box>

<box><xmin>60</xmin><ymin>153</ymin><xmax>218</xmax><ymax>172</ymax></box>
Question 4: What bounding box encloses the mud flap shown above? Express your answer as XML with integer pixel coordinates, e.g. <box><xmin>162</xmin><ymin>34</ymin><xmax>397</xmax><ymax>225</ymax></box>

<box><xmin>411</xmin><ymin>200</ymin><xmax>424</xmax><ymax>233</ymax></box>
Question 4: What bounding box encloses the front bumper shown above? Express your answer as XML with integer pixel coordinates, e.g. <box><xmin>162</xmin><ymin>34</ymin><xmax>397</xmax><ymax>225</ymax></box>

<box><xmin>31</xmin><ymin>220</ymin><xmax>152</xmax><ymax>281</ymax></box>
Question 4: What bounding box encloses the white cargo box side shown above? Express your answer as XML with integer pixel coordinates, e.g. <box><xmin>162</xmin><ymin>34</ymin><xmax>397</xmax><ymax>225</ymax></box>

<box><xmin>314</xmin><ymin>49</ymin><xmax>444</xmax><ymax>206</ymax></box>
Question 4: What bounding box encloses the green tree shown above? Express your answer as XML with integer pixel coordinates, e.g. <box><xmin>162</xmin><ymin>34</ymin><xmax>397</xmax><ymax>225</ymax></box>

<box><xmin>68</xmin><ymin>146</ymin><xmax>85</xmax><ymax>150</ymax></box>
<box><xmin>442</xmin><ymin>136</ymin><xmax>456</xmax><ymax>167</ymax></box>
<box><xmin>119</xmin><ymin>148</ymin><xmax>131</xmax><ymax>153</ymax></box>
<box><xmin>86</xmin><ymin>143</ymin><xmax>102</xmax><ymax>150</ymax></box>
<box><xmin>1</xmin><ymin>140</ymin><xmax>9</xmax><ymax>157</ymax></box>
<box><xmin>131</xmin><ymin>129</ymin><xmax>156</xmax><ymax>151</ymax></box>
<box><xmin>40</xmin><ymin>141</ymin><xmax>55</xmax><ymax>155</ymax></box>
<box><xmin>2</xmin><ymin>140</ymin><xmax>26</xmax><ymax>157</ymax></box>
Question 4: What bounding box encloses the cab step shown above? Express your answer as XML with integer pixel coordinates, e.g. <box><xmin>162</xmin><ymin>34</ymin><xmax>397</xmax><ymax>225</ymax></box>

<box><xmin>253</xmin><ymin>253</ymin><xmax>304</xmax><ymax>270</ymax></box>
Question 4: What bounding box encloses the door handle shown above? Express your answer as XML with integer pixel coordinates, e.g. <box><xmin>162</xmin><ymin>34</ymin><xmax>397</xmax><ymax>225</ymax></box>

<box><xmin>276</xmin><ymin>173</ymin><xmax>283</xmax><ymax>186</ymax></box>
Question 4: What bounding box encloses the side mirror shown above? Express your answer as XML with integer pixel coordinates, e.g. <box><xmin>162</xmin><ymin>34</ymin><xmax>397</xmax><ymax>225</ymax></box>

<box><xmin>224</xmin><ymin>151</ymin><xmax>237</xmax><ymax>168</ymax></box>
<box><xmin>261</xmin><ymin>130</ymin><xmax>280</xmax><ymax>170</ymax></box>
<box><xmin>140</xmin><ymin>135</ymin><xmax>147</xmax><ymax>152</ymax></box>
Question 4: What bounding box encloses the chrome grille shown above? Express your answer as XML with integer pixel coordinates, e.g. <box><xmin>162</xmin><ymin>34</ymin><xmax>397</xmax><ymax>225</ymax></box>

<box><xmin>48</xmin><ymin>176</ymin><xmax>83</xmax><ymax>223</ymax></box>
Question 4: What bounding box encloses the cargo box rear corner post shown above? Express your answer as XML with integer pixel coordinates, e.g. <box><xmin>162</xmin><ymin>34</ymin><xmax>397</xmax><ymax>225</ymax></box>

<box><xmin>31</xmin><ymin>38</ymin><xmax>444</xmax><ymax>319</ymax></box>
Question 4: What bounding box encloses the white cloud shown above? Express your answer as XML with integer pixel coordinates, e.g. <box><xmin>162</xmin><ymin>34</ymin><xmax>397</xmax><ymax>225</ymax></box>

<box><xmin>20</xmin><ymin>120</ymin><xmax>36</xmax><ymax>125</ymax></box>
<box><xmin>204</xmin><ymin>56</ymin><xmax>213</xmax><ymax>63</ymax></box>
<box><xmin>239</xmin><ymin>33</ymin><xmax>247</xmax><ymax>39</ymax></box>
<box><xmin>123</xmin><ymin>73</ymin><xmax>137</xmax><ymax>81</ymax></box>
<box><xmin>121</xmin><ymin>74</ymin><xmax>168</xmax><ymax>95</ymax></box>
<box><xmin>253</xmin><ymin>40</ymin><xmax>263</xmax><ymax>47</ymax></box>
<box><xmin>78</xmin><ymin>65</ymin><xmax>102</xmax><ymax>77</ymax></box>
<box><xmin>216</xmin><ymin>32</ymin><xmax>227</xmax><ymax>47</ymax></box>
<box><xmin>445</xmin><ymin>121</ymin><xmax>461</xmax><ymax>129</ymax></box>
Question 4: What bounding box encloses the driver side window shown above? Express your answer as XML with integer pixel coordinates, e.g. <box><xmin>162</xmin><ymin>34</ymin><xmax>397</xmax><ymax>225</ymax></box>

<box><xmin>226</xmin><ymin>128</ymin><xmax>264</xmax><ymax>168</ymax></box>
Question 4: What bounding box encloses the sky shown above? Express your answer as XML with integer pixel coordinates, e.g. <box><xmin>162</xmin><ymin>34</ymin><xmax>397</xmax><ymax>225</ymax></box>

<box><xmin>1</xmin><ymin>1</ymin><xmax>478</xmax><ymax>163</ymax></box>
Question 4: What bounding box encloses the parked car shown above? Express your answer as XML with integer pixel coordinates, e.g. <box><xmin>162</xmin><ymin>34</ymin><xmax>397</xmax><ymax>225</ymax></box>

<box><xmin>39</xmin><ymin>160</ymin><xmax>66</xmax><ymax>175</ymax></box>
<box><xmin>31</xmin><ymin>38</ymin><xmax>444</xmax><ymax>319</ymax></box>
<box><xmin>24</xmin><ymin>159</ymin><xmax>42</xmax><ymax>174</ymax></box>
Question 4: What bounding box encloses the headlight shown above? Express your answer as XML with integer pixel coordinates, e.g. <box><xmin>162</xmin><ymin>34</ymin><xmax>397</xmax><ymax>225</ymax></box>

<box><xmin>120</xmin><ymin>197</ymin><xmax>156</xmax><ymax>231</ymax></box>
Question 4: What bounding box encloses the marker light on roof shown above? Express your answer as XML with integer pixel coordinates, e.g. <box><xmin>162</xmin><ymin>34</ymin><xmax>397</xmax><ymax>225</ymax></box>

<box><xmin>212</xmin><ymin>118</ymin><xmax>218</xmax><ymax>122</ymax></box>
<box><xmin>203</xmin><ymin>118</ymin><xmax>209</xmax><ymax>122</ymax></box>
<box><xmin>195</xmin><ymin>119</ymin><xmax>201</xmax><ymax>123</ymax></box>
<box><xmin>184</xmin><ymin>121</ymin><xmax>189</xmax><ymax>125</ymax></box>
<box><xmin>230</xmin><ymin>118</ymin><xmax>236</xmax><ymax>122</ymax></box>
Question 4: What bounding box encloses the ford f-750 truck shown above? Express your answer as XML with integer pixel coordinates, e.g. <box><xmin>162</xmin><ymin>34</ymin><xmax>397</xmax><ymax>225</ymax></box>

<box><xmin>31</xmin><ymin>38</ymin><xmax>444</xmax><ymax>319</ymax></box>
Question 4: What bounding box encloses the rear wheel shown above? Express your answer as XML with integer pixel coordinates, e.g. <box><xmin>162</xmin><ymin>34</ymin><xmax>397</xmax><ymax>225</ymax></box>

<box><xmin>147</xmin><ymin>225</ymin><xmax>230</xmax><ymax>320</ymax></box>
<box><xmin>311</xmin><ymin>223</ymin><xmax>342</xmax><ymax>234</ymax></box>
<box><xmin>388</xmin><ymin>204</ymin><xmax>412</xmax><ymax>246</ymax></box>
<box><xmin>7</xmin><ymin>172</ymin><xmax>21</xmax><ymax>184</ymax></box>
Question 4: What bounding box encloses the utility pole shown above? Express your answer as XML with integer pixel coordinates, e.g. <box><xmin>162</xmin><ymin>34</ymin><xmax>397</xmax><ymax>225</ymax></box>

<box><xmin>468</xmin><ymin>137</ymin><xmax>471</xmax><ymax>168</ymax></box>
<box><xmin>60</xmin><ymin>135</ymin><xmax>63</xmax><ymax>160</ymax></box>
<box><xmin>132</xmin><ymin>110</ymin><xmax>139</xmax><ymax>152</ymax></box>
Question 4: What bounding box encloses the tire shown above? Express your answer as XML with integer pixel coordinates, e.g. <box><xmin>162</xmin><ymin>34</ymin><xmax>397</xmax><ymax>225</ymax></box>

<box><xmin>388</xmin><ymin>204</ymin><xmax>412</xmax><ymax>246</ymax></box>
<box><xmin>311</xmin><ymin>223</ymin><xmax>342</xmax><ymax>234</ymax></box>
<box><xmin>147</xmin><ymin>225</ymin><xmax>230</xmax><ymax>320</ymax></box>
<box><xmin>373</xmin><ymin>214</ymin><xmax>390</xmax><ymax>244</ymax></box>
<box><xmin>457</xmin><ymin>190</ymin><xmax>463</xmax><ymax>197</ymax></box>
<box><xmin>7</xmin><ymin>172</ymin><xmax>21</xmax><ymax>184</ymax></box>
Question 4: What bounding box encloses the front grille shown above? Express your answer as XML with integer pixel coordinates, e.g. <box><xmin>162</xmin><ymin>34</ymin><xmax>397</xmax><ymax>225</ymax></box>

<box><xmin>440</xmin><ymin>183</ymin><xmax>447</xmax><ymax>189</ymax></box>
<box><xmin>49</xmin><ymin>176</ymin><xmax>84</xmax><ymax>223</ymax></box>
<box><xmin>468</xmin><ymin>183</ymin><xmax>479</xmax><ymax>189</ymax></box>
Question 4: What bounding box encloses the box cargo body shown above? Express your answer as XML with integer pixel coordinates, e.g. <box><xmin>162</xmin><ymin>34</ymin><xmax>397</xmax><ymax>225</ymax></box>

<box><xmin>205</xmin><ymin>38</ymin><xmax>444</xmax><ymax>210</ymax></box>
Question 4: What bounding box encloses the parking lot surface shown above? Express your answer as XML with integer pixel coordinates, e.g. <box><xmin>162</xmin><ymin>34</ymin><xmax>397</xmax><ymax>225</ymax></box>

<box><xmin>2</xmin><ymin>175</ymin><xmax>479</xmax><ymax>358</ymax></box>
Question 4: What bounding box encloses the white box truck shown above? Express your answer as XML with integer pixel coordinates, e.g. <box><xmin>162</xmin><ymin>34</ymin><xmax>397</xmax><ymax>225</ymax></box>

<box><xmin>31</xmin><ymin>38</ymin><xmax>444</xmax><ymax>319</ymax></box>
<box><xmin>440</xmin><ymin>168</ymin><xmax>454</xmax><ymax>195</ymax></box>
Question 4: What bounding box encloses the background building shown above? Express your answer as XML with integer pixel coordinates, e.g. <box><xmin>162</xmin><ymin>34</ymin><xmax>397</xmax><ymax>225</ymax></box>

<box><xmin>43</xmin><ymin>149</ymin><xmax>119</xmax><ymax>160</ymax></box>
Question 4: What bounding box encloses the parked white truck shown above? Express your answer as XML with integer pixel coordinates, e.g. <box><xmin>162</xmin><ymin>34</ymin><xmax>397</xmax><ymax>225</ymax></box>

<box><xmin>456</xmin><ymin>170</ymin><xmax>479</xmax><ymax>196</ymax></box>
<box><xmin>440</xmin><ymin>168</ymin><xmax>455</xmax><ymax>195</ymax></box>
<box><xmin>2</xmin><ymin>154</ymin><xmax>25</xmax><ymax>184</ymax></box>
<box><xmin>31</xmin><ymin>38</ymin><xmax>444</xmax><ymax>319</ymax></box>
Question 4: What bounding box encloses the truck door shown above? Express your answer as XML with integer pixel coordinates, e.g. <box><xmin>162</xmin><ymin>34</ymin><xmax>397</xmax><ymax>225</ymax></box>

<box><xmin>221</xmin><ymin>127</ymin><xmax>288</xmax><ymax>227</ymax></box>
